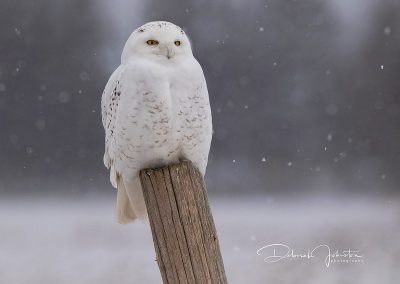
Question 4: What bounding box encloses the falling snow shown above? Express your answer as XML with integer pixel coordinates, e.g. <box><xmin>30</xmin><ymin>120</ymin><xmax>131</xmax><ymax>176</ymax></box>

<box><xmin>35</xmin><ymin>118</ymin><xmax>46</xmax><ymax>131</ymax></box>
<box><xmin>58</xmin><ymin>91</ymin><xmax>71</xmax><ymax>103</ymax></box>
<box><xmin>79</xmin><ymin>71</ymin><xmax>90</xmax><ymax>81</ymax></box>
<box><xmin>326</xmin><ymin>104</ymin><xmax>338</xmax><ymax>116</ymax></box>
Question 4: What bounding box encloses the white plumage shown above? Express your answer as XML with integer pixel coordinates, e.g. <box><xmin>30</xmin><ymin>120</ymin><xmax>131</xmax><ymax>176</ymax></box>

<box><xmin>101</xmin><ymin>21</ymin><xmax>212</xmax><ymax>224</ymax></box>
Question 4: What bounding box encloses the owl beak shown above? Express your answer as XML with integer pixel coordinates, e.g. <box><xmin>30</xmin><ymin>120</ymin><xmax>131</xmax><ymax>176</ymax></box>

<box><xmin>158</xmin><ymin>44</ymin><xmax>174</xmax><ymax>59</ymax></box>
<box><xmin>166</xmin><ymin>46</ymin><xmax>173</xmax><ymax>59</ymax></box>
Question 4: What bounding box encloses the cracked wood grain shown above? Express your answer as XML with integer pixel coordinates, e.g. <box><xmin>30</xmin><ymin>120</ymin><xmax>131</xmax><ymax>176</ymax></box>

<box><xmin>140</xmin><ymin>160</ymin><xmax>228</xmax><ymax>284</ymax></box>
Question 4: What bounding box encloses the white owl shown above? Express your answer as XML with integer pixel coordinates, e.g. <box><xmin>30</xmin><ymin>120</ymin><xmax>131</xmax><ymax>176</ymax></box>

<box><xmin>101</xmin><ymin>21</ymin><xmax>213</xmax><ymax>224</ymax></box>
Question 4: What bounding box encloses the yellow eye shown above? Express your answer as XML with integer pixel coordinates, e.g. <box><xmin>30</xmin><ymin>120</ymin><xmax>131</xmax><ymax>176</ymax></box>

<box><xmin>174</xmin><ymin>40</ymin><xmax>181</xmax><ymax>46</ymax></box>
<box><xmin>146</xmin><ymin>39</ymin><xmax>159</xmax><ymax>45</ymax></box>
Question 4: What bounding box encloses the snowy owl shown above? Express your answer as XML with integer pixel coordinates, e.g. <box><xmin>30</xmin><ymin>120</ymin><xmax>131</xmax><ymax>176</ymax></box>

<box><xmin>101</xmin><ymin>21</ymin><xmax>212</xmax><ymax>224</ymax></box>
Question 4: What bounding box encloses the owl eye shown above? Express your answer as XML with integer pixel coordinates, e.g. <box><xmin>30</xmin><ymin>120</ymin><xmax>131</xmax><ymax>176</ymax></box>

<box><xmin>146</xmin><ymin>39</ymin><xmax>159</xmax><ymax>46</ymax></box>
<box><xmin>174</xmin><ymin>40</ymin><xmax>181</xmax><ymax>46</ymax></box>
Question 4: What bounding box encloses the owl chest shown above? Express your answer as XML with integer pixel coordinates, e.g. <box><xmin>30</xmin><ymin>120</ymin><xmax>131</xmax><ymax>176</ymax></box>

<box><xmin>119</xmin><ymin>66</ymin><xmax>207</xmax><ymax>150</ymax></box>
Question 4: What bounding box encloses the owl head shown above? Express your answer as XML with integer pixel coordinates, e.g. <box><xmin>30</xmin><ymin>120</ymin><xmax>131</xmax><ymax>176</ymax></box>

<box><xmin>121</xmin><ymin>21</ymin><xmax>193</xmax><ymax>63</ymax></box>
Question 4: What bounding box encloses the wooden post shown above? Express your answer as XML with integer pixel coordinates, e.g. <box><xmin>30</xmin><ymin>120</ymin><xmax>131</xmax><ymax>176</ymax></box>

<box><xmin>139</xmin><ymin>160</ymin><xmax>228</xmax><ymax>284</ymax></box>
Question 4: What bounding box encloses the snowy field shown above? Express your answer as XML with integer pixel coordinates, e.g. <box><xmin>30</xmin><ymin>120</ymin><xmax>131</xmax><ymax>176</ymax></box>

<box><xmin>0</xmin><ymin>194</ymin><xmax>399</xmax><ymax>284</ymax></box>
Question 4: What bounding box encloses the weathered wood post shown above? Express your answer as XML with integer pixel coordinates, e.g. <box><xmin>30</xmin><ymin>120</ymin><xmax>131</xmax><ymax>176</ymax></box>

<box><xmin>139</xmin><ymin>160</ymin><xmax>228</xmax><ymax>284</ymax></box>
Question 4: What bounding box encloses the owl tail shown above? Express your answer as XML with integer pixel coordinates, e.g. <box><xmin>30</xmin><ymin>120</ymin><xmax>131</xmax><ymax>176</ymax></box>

<box><xmin>123</xmin><ymin>176</ymin><xmax>148</xmax><ymax>220</ymax></box>
<box><xmin>116</xmin><ymin>175</ymin><xmax>136</xmax><ymax>224</ymax></box>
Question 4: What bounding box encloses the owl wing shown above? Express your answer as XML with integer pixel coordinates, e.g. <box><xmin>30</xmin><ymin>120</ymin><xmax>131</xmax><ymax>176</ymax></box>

<box><xmin>178</xmin><ymin>65</ymin><xmax>213</xmax><ymax>176</ymax></box>
<box><xmin>194</xmin><ymin>75</ymin><xmax>213</xmax><ymax>175</ymax></box>
<box><xmin>101</xmin><ymin>66</ymin><xmax>124</xmax><ymax>187</ymax></box>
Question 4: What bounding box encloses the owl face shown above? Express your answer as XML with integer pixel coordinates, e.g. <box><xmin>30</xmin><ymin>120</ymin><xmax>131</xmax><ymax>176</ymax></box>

<box><xmin>122</xmin><ymin>21</ymin><xmax>193</xmax><ymax>63</ymax></box>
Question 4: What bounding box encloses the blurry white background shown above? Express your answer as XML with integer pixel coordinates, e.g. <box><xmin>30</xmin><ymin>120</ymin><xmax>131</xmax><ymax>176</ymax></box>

<box><xmin>0</xmin><ymin>195</ymin><xmax>399</xmax><ymax>283</ymax></box>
